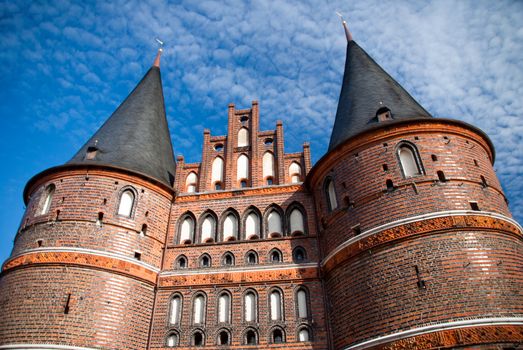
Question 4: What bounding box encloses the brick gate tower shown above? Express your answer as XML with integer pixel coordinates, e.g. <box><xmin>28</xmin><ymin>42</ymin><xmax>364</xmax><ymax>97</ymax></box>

<box><xmin>306</xmin><ymin>26</ymin><xmax>523</xmax><ymax>349</ymax></box>
<box><xmin>1</xmin><ymin>25</ymin><xmax>522</xmax><ymax>350</ymax></box>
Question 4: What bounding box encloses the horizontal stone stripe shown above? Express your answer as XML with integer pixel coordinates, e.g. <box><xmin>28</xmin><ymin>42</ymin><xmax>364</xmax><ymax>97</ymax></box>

<box><xmin>323</xmin><ymin>211</ymin><xmax>523</xmax><ymax>273</ymax></box>
<box><xmin>176</xmin><ymin>184</ymin><xmax>302</xmax><ymax>202</ymax></box>
<box><xmin>343</xmin><ymin>318</ymin><xmax>523</xmax><ymax>349</ymax></box>
<box><xmin>2</xmin><ymin>250</ymin><xmax>157</xmax><ymax>284</ymax></box>
<box><xmin>159</xmin><ymin>264</ymin><xmax>318</xmax><ymax>287</ymax></box>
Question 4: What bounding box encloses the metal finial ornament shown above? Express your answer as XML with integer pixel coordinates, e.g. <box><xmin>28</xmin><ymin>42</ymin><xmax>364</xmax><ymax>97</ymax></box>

<box><xmin>153</xmin><ymin>38</ymin><xmax>164</xmax><ymax>67</ymax></box>
<box><xmin>336</xmin><ymin>11</ymin><xmax>353</xmax><ymax>42</ymax></box>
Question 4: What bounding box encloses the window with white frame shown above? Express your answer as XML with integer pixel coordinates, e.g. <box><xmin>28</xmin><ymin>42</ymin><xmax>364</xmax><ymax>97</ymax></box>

<box><xmin>223</xmin><ymin>213</ymin><xmax>238</xmax><ymax>241</ymax></box>
<box><xmin>169</xmin><ymin>294</ymin><xmax>182</xmax><ymax>325</ymax></box>
<box><xmin>398</xmin><ymin>143</ymin><xmax>422</xmax><ymax>177</ymax></box>
<box><xmin>245</xmin><ymin>212</ymin><xmax>260</xmax><ymax>239</ymax></box>
<box><xmin>218</xmin><ymin>292</ymin><xmax>231</xmax><ymax>323</ymax></box>
<box><xmin>186</xmin><ymin>172</ymin><xmax>198</xmax><ymax>193</ymax></box>
<box><xmin>193</xmin><ymin>294</ymin><xmax>206</xmax><ymax>325</ymax></box>
<box><xmin>244</xmin><ymin>291</ymin><xmax>257</xmax><ymax>322</ymax></box>
<box><xmin>201</xmin><ymin>215</ymin><xmax>215</xmax><ymax>243</ymax></box>
<box><xmin>267</xmin><ymin>210</ymin><xmax>282</xmax><ymax>237</ymax></box>
<box><xmin>179</xmin><ymin>216</ymin><xmax>195</xmax><ymax>244</ymax></box>
<box><xmin>238</xmin><ymin>127</ymin><xmax>249</xmax><ymax>147</ymax></box>
<box><xmin>117</xmin><ymin>189</ymin><xmax>135</xmax><ymax>217</ymax></box>
<box><xmin>270</xmin><ymin>290</ymin><xmax>283</xmax><ymax>321</ymax></box>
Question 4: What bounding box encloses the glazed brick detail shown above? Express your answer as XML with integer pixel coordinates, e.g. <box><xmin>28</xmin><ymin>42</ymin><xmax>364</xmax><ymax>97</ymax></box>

<box><xmin>0</xmin><ymin>265</ymin><xmax>155</xmax><ymax>349</ymax></box>
<box><xmin>323</xmin><ymin>230</ymin><xmax>523</xmax><ymax>349</ymax></box>
<box><xmin>149</xmin><ymin>281</ymin><xmax>328</xmax><ymax>349</ymax></box>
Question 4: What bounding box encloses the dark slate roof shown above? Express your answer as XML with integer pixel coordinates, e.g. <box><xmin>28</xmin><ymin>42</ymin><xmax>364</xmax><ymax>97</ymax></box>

<box><xmin>328</xmin><ymin>40</ymin><xmax>433</xmax><ymax>151</ymax></box>
<box><xmin>68</xmin><ymin>66</ymin><xmax>176</xmax><ymax>187</ymax></box>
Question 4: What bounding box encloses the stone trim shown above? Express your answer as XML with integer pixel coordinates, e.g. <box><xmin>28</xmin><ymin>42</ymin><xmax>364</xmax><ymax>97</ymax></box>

<box><xmin>343</xmin><ymin>318</ymin><xmax>523</xmax><ymax>350</ymax></box>
<box><xmin>322</xmin><ymin>210</ymin><xmax>523</xmax><ymax>273</ymax></box>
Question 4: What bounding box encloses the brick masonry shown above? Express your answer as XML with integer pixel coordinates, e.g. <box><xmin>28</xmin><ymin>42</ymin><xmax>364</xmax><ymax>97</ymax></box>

<box><xmin>1</xmin><ymin>106</ymin><xmax>522</xmax><ymax>350</ymax></box>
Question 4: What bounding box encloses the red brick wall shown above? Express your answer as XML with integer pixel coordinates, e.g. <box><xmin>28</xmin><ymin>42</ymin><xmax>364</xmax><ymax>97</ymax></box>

<box><xmin>310</xmin><ymin>122</ymin><xmax>510</xmax><ymax>257</ymax></box>
<box><xmin>324</xmin><ymin>229</ymin><xmax>523</xmax><ymax>349</ymax></box>
<box><xmin>308</xmin><ymin>120</ymin><xmax>522</xmax><ymax>349</ymax></box>
<box><xmin>0</xmin><ymin>265</ymin><xmax>155</xmax><ymax>349</ymax></box>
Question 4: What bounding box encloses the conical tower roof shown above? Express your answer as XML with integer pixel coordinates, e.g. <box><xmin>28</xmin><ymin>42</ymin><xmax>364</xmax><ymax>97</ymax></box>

<box><xmin>68</xmin><ymin>54</ymin><xmax>176</xmax><ymax>187</ymax></box>
<box><xmin>328</xmin><ymin>40</ymin><xmax>432</xmax><ymax>151</ymax></box>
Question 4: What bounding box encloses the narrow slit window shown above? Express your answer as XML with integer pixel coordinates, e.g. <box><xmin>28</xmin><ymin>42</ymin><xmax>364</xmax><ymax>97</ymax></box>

<box><xmin>437</xmin><ymin>171</ymin><xmax>447</xmax><ymax>182</ymax></box>
<box><xmin>325</xmin><ymin>179</ymin><xmax>338</xmax><ymax>211</ymax></box>
<box><xmin>40</xmin><ymin>184</ymin><xmax>55</xmax><ymax>215</ymax></box>
<box><xmin>470</xmin><ymin>202</ymin><xmax>480</xmax><ymax>211</ymax></box>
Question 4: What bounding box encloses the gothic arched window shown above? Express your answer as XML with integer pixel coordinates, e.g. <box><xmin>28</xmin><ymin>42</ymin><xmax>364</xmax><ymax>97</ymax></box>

<box><xmin>244</xmin><ymin>290</ymin><xmax>258</xmax><ymax>322</ymax></box>
<box><xmin>211</xmin><ymin>157</ymin><xmax>224</xmax><ymax>189</ymax></box>
<box><xmin>237</xmin><ymin>154</ymin><xmax>249</xmax><ymax>184</ymax></box>
<box><xmin>192</xmin><ymin>294</ymin><xmax>206</xmax><ymax>325</ymax></box>
<box><xmin>263</xmin><ymin>152</ymin><xmax>275</xmax><ymax>181</ymax></box>
<box><xmin>169</xmin><ymin>294</ymin><xmax>183</xmax><ymax>325</ymax></box>
<box><xmin>245</xmin><ymin>212</ymin><xmax>260</xmax><ymax>240</ymax></box>
<box><xmin>289</xmin><ymin>162</ymin><xmax>302</xmax><ymax>183</ymax></box>
<box><xmin>200</xmin><ymin>214</ymin><xmax>216</xmax><ymax>243</ymax></box>
<box><xmin>267</xmin><ymin>210</ymin><xmax>283</xmax><ymax>238</ymax></box>
<box><xmin>218</xmin><ymin>292</ymin><xmax>231</xmax><ymax>324</ymax></box>
<box><xmin>270</xmin><ymin>289</ymin><xmax>283</xmax><ymax>321</ymax></box>
<box><xmin>397</xmin><ymin>143</ymin><xmax>423</xmax><ymax>177</ymax></box>
<box><xmin>325</xmin><ymin>178</ymin><xmax>338</xmax><ymax>211</ymax></box>
<box><xmin>118</xmin><ymin>189</ymin><xmax>135</xmax><ymax>217</ymax></box>
<box><xmin>179</xmin><ymin>215</ymin><xmax>195</xmax><ymax>244</ymax></box>
<box><xmin>238</xmin><ymin>127</ymin><xmax>249</xmax><ymax>147</ymax></box>
<box><xmin>186</xmin><ymin>172</ymin><xmax>198</xmax><ymax>193</ymax></box>
<box><xmin>222</xmin><ymin>212</ymin><xmax>238</xmax><ymax>241</ymax></box>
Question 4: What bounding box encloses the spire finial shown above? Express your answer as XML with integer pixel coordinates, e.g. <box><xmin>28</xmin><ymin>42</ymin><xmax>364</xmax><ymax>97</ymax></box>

<box><xmin>153</xmin><ymin>38</ymin><xmax>164</xmax><ymax>67</ymax></box>
<box><xmin>336</xmin><ymin>11</ymin><xmax>353</xmax><ymax>42</ymax></box>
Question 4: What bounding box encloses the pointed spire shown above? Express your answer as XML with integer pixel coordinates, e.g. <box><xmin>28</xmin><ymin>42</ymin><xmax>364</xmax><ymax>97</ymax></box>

<box><xmin>328</xmin><ymin>41</ymin><xmax>432</xmax><ymax>151</ymax></box>
<box><xmin>153</xmin><ymin>47</ymin><xmax>162</xmax><ymax>67</ymax></box>
<box><xmin>68</xmin><ymin>61</ymin><xmax>176</xmax><ymax>187</ymax></box>
<box><xmin>336</xmin><ymin>12</ymin><xmax>353</xmax><ymax>42</ymax></box>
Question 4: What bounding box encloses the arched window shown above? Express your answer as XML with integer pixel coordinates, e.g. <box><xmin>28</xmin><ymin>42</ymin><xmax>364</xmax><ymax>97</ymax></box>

<box><xmin>263</xmin><ymin>152</ymin><xmax>275</xmax><ymax>180</ymax></box>
<box><xmin>211</xmin><ymin>157</ymin><xmax>224</xmax><ymax>188</ymax></box>
<box><xmin>245</xmin><ymin>212</ymin><xmax>260</xmax><ymax>239</ymax></box>
<box><xmin>293</xmin><ymin>247</ymin><xmax>307</xmax><ymax>263</ymax></box>
<box><xmin>176</xmin><ymin>255</ymin><xmax>187</xmax><ymax>269</ymax></box>
<box><xmin>244</xmin><ymin>291</ymin><xmax>257</xmax><ymax>322</ymax></box>
<box><xmin>199</xmin><ymin>254</ymin><xmax>211</xmax><ymax>268</ymax></box>
<box><xmin>193</xmin><ymin>330</ymin><xmax>205</xmax><ymax>347</ymax></box>
<box><xmin>298</xmin><ymin>327</ymin><xmax>311</xmax><ymax>342</ymax></box>
<box><xmin>217</xmin><ymin>330</ymin><xmax>230</xmax><ymax>345</ymax></box>
<box><xmin>118</xmin><ymin>189</ymin><xmax>135</xmax><ymax>217</ymax></box>
<box><xmin>179</xmin><ymin>215</ymin><xmax>195</xmax><ymax>244</ymax></box>
<box><xmin>269</xmin><ymin>249</ymin><xmax>283</xmax><ymax>263</ymax></box>
<box><xmin>289</xmin><ymin>208</ymin><xmax>305</xmax><ymax>235</ymax></box>
<box><xmin>186</xmin><ymin>172</ymin><xmax>198</xmax><ymax>193</ymax></box>
<box><xmin>289</xmin><ymin>162</ymin><xmax>302</xmax><ymax>183</ymax></box>
<box><xmin>267</xmin><ymin>210</ymin><xmax>282</xmax><ymax>238</ymax></box>
<box><xmin>245</xmin><ymin>250</ymin><xmax>258</xmax><ymax>265</ymax></box>
<box><xmin>192</xmin><ymin>294</ymin><xmax>206</xmax><ymax>325</ymax></box>
<box><xmin>244</xmin><ymin>328</ymin><xmax>258</xmax><ymax>345</ymax></box>
<box><xmin>166</xmin><ymin>332</ymin><xmax>179</xmax><ymax>347</ymax></box>
<box><xmin>238</xmin><ymin>127</ymin><xmax>249</xmax><ymax>147</ymax></box>
<box><xmin>222</xmin><ymin>213</ymin><xmax>238</xmax><ymax>241</ymax></box>
<box><xmin>398</xmin><ymin>144</ymin><xmax>422</xmax><ymax>177</ymax></box>
<box><xmin>272</xmin><ymin>328</ymin><xmax>285</xmax><ymax>343</ymax></box>
<box><xmin>222</xmin><ymin>252</ymin><xmax>235</xmax><ymax>266</ymax></box>
<box><xmin>200</xmin><ymin>215</ymin><xmax>216</xmax><ymax>243</ymax></box>
<box><xmin>218</xmin><ymin>292</ymin><xmax>231</xmax><ymax>323</ymax></box>
<box><xmin>325</xmin><ymin>179</ymin><xmax>338</xmax><ymax>211</ymax></box>
<box><xmin>237</xmin><ymin>154</ymin><xmax>249</xmax><ymax>183</ymax></box>
<box><xmin>296</xmin><ymin>288</ymin><xmax>309</xmax><ymax>319</ymax></box>
<box><xmin>169</xmin><ymin>294</ymin><xmax>183</xmax><ymax>325</ymax></box>
<box><xmin>40</xmin><ymin>184</ymin><xmax>55</xmax><ymax>215</ymax></box>
<box><xmin>270</xmin><ymin>290</ymin><xmax>283</xmax><ymax>321</ymax></box>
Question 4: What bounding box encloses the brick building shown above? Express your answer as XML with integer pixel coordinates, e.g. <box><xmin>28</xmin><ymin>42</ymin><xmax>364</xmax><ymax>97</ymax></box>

<box><xmin>1</xmin><ymin>30</ymin><xmax>522</xmax><ymax>350</ymax></box>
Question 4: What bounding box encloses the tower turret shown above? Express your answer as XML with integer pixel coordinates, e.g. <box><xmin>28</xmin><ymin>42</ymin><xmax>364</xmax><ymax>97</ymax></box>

<box><xmin>0</xmin><ymin>50</ymin><xmax>176</xmax><ymax>349</ymax></box>
<box><xmin>307</xmin><ymin>25</ymin><xmax>523</xmax><ymax>349</ymax></box>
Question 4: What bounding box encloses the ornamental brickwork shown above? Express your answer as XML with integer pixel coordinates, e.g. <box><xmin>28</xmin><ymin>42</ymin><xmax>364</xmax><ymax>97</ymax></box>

<box><xmin>1</xmin><ymin>37</ymin><xmax>523</xmax><ymax>350</ymax></box>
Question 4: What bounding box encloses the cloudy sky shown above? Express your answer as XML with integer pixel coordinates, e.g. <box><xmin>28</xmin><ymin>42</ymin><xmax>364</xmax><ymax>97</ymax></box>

<box><xmin>0</xmin><ymin>0</ymin><xmax>522</xmax><ymax>263</ymax></box>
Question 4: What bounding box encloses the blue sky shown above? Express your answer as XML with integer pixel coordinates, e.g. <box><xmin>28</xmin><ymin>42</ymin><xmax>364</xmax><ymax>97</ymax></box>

<box><xmin>1</xmin><ymin>0</ymin><xmax>522</xmax><ymax>264</ymax></box>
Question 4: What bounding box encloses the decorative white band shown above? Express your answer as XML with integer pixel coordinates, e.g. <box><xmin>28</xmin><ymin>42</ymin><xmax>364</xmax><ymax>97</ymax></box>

<box><xmin>323</xmin><ymin>210</ymin><xmax>523</xmax><ymax>267</ymax></box>
<box><xmin>160</xmin><ymin>262</ymin><xmax>318</xmax><ymax>276</ymax></box>
<box><xmin>5</xmin><ymin>246</ymin><xmax>160</xmax><ymax>273</ymax></box>
<box><xmin>344</xmin><ymin>317</ymin><xmax>523</xmax><ymax>350</ymax></box>
<box><xmin>0</xmin><ymin>344</ymin><xmax>98</xmax><ymax>350</ymax></box>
